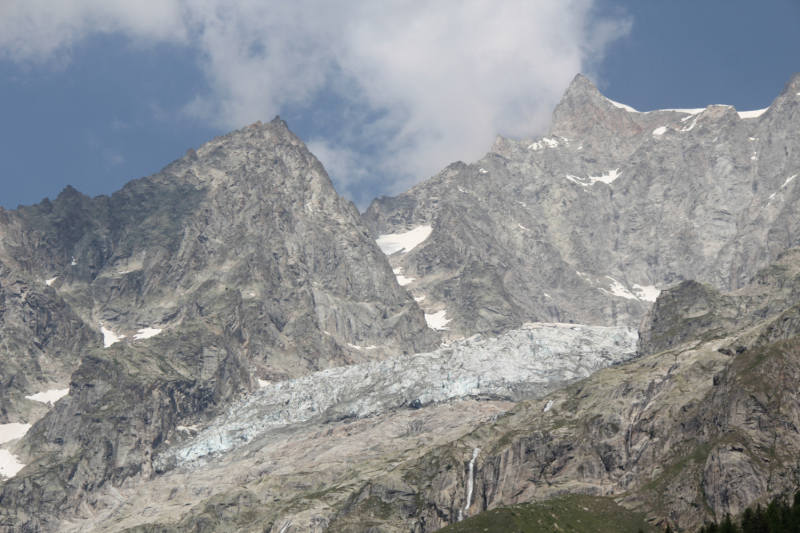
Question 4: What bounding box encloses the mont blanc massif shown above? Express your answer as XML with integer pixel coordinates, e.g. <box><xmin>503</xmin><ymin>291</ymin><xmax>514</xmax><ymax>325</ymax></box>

<box><xmin>1</xmin><ymin>72</ymin><xmax>800</xmax><ymax>533</ymax></box>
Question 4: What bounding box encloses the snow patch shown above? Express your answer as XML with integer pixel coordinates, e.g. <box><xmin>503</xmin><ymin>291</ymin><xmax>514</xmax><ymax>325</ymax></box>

<box><xmin>543</xmin><ymin>293</ymin><xmax>551</xmax><ymax>298</ymax></box>
<box><xmin>257</xmin><ymin>379</ymin><xmax>270</xmax><ymax>388</ymax></box>
<box><xmin>347</xmin><ymin>343</ymin><xmax>362</xmax><ymax>351</ymax></box>
<box><xmin>101</xmin><ymin>326</ymin><xmax>125</xmax><ymax>348</ymax></box>
<box><xmin>0</xmin><ymin>423</ymin><xmax>31</xmax><ymax>444</ymax></box>
<box><xmin>600</xmin><ymin>278</ymin><xmax>638</xmax><ymax>300</ymax></box>
<box><xmin>479</xmin><ymin>168</ymin><xmax>488</xmax><ymax>174</ymax></box>
<box><xmin>518</xmin><ymin>223</ymin><xmax>529</xmax><ymax>230</ymax></box>
<box><xmin>668</xmin><ymin>108</ymin><xmax>705</xmax><ymax>116</ymax></box>
<box><xmin>566</xmin><ymin>169</ymin><xmax>621</xmax><ymax>187</ymax></box>
<box><xmin>365</xmin><ymin>346</ymin><xmax>377</xmax><ymax>350</ymax></box>
<box><xmin>396</xmin><ymin>274</ymin><xmax>415</xmax><ymax>286</ymax></box>
<box><xmin>425</xmin><ymin>310</ymin><xmax>451</xmax><ymax>331</ymax></box>
<box><xmin>528</xmin><ymin>137</ymin><xmax>559</xmax><ymax>150</ymax></box>
<box><xmin>25</xmin><ymin>389</ymin><xmax>69</xmax><ymax>405</ymax></box>
<box><xmin>414</xmin><ymin>295</ymin><xmax>425</xmax><ymax>302</ymax></box>
<box><xmin>133</xmin><ymin>327</ymin><xmax>162</xmax><ymax>340</ymax></box>
<box><xmin>0</xmin><ymin>450</ymin><xmax>25</xmax><ymax>479</ymax></box>
<box><xmin>680</xmin><ymin>118</ymin><xmax>699</xmax><ymax>132</ymax></box>
<box><xmin>738</xmin><ymin>108</ymin><xmax>768</xmax><ymax>119</ymax></box>
<box><xmin>781</xmin><ymin>175</ymin><xmax>797</xmax><ymax>188</ymax></box>
<box><xmin>45</xmin><ymin>276</ymin><xmax>57</xmax><ymax>286</ymax></box>
<box><xmin>607</xmin><ymin>98</ymin><xmax>638</xmax><ymax>112</ymax></box>
<box><xmin>70</xmin><ymin>256</ymin><xmax>77</xmax><ymax>265</ymax></box>
<box><xmin>543</xmin><ymin>399</ymin><xmax>555</xmax><ymax>413</ymax></box>
<box><xmin>376</xmin><ymin>226</ymin><xmax>433</xmax><ymax>255</ymax></box>
<box><xmin>653</xmin><ymin>126</ymin><xmax>668</xmax><ymax>136</ymax></box>
<box><xmin>632</xmin><ymin>284</ymin><xmax>661</xmax><ymax>302</ymax></box>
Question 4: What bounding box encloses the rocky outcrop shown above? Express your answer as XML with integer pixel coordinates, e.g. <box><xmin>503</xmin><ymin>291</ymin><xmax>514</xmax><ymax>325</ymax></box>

<box><xmin>364</xmin><ymin>72</ymin><xmax>800</xmax><ymax>338</ymax></box>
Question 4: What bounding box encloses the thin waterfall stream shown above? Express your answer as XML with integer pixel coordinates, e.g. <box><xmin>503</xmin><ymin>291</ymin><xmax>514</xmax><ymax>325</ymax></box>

<box><xmin>457</xmin><ymin>448</ymin><xmax>481</xmax><ymax>521</ymax></box>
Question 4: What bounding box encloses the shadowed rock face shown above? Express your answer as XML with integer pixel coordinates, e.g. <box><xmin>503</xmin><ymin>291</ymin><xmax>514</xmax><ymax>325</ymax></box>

<box><xmin>364</xmin><ymin>72</ymin><xmax>800</xmax><ymax>338</ymax></box>
<box><xmin>0</xmin><ymin>118</ymin><xmax>438</xmax><ymax>531</ymax></box>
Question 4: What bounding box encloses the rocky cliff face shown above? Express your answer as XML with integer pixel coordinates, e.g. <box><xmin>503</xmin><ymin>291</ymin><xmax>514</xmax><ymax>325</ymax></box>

<box><xmin>364</xmin><ymin>73</ymin><xmax>800</xmax><ymax>338</ymax></box>
<box><xmin>0</xmin><ymin>118</ymin><xmax>437</xmax><ymax>531</ymax></box>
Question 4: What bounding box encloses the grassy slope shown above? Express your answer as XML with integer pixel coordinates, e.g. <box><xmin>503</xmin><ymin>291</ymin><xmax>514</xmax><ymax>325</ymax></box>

<box><xmin>439</xmin><ymin>494</ymin><xmax>658</xmax><ymax>533</ymax></box>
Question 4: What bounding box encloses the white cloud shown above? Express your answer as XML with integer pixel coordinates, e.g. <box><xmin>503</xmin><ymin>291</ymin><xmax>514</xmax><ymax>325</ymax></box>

<box><xmin>0</xmin><ymin>0</ymin><xmax>631</xmax><ymax>206</ymax></box>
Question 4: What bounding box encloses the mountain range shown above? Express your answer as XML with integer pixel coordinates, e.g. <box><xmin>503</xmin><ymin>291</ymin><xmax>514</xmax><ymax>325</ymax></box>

<box><xmin>0</xmin><ymin>72</ymin><xmax>798</xmax><ymax>532</ymax></box>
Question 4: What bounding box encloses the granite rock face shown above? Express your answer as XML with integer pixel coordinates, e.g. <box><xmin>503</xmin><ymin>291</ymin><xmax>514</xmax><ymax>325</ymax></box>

<box><xmin>0</xmin><ymin>118</ymin><xmax>437</xmax><ymax>531</ymax></box>
<box><xmin>365</xmin><ymin>73</ymin><xmax>800</xmax><ymax>338</ymax></box>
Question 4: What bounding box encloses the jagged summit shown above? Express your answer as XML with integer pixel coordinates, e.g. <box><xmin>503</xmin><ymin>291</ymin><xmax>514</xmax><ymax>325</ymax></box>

<box><xmin>549</xmin><ymin>73</ymin><xmax>643</xmax><ymax>140</ymax></box>
<box><xmin>365</xmin><ymin>71</ymin><xmax>800</xmax><ymax>338</ymax></box>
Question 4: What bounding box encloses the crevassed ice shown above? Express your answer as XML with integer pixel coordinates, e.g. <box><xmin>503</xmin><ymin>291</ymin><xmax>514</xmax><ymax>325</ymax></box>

<box><xmin>425</xmin><ymin>310</ymin><xmax>451</xmax><ymax>330</ymax></box>
<box><xmin>159</xmin><ymin>324</ymin><xmax>638</xmax><ymax>467</ymax></box>
<box><xmin>25</xmin><ymin>389</ymin><xmax>69</xmax><ymax>404</ymax></box>
<box><xmin>133</xmin><ymin>327</ymin><xmax>162</xmax><ymax>340</ymax></box>
<box><xmin>101</xmin><ymin>326</ymin><xmax>125</xmax><ymax>348</ymax></box>
<box><xmin>376</xmin><ymin>226</ymin><xmax>433</xmax><ymax>255</ymax></box>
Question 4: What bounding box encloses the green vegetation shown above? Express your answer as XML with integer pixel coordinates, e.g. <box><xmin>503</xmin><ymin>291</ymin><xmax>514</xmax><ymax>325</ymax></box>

<box><xmin>696</xmin><ymin>492</ymin><xmax>800</xmax><ymax>533</ymax></box>
<box><xmin>437</xmin><ymin>494</ymin><xmax>658</xmax><ymax>533</ymax></box>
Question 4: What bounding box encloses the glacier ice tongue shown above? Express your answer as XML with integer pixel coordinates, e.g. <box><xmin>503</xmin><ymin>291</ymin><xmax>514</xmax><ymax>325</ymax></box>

<box><xmin>158</xmin><ymin>323</ymin><xmax>638</xmax><ymax>468</ymax></box>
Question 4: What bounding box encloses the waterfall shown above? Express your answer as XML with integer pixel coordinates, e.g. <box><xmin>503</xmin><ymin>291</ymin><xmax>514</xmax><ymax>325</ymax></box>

<box><xmin>457</xmin><ymin>447</ymin><xmax>481</xmax><ymax>521</ymax></box>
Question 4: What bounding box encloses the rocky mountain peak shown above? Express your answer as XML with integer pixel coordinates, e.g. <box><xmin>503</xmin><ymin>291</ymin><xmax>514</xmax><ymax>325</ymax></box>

<box><xmin>782</xmin><ymin>71</ymin><xmax>800</xmax><ymax>96</ymax></box>
<box><xmin>549</xmin><ymin>73</ymin><xmax>643</xmax><ymax>141</ymax></box>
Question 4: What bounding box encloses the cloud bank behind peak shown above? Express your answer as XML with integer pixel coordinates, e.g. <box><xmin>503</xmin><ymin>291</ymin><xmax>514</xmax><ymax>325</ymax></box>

<box><xmin>0</xmin><ymin>0</ymin><xmax>632</xmax><ymax>207</ymax></box>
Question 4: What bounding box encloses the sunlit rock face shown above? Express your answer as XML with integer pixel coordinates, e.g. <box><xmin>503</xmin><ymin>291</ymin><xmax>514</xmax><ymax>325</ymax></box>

<box><xmin>1</xmin><ymin>71</ymin><xmax>799</xmax><ymax>533</ymax></box>
<box><xmin>364</xmin><ymin>72</ymin><xmax>800</xmax><ymax>338</ymax></box>
<box><xmin>0</xmin><ymin>118</ymin><xmax>438</xmax><ymax>530</ymax></box>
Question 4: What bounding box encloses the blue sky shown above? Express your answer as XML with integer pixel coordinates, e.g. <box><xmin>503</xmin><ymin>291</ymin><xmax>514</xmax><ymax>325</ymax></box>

<box><xmin>0</xmin><ymin>0</ymin><xmax>798</xmax><ymax>211</ymax></box>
